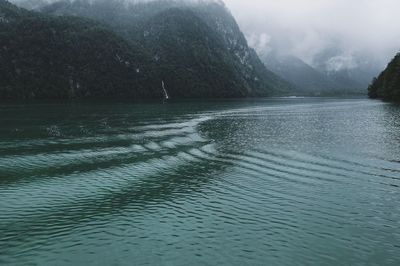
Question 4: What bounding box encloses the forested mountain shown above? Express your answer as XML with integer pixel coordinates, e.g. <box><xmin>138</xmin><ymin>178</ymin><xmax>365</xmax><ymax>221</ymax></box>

<box><xmin>0</xmin><ymin>0</ymin><xmax>160</xmax><ymax>99</ymax></box>
<box><xmin>40</xmin><ymin>0</ymin><xmax>294</xmax><ymax>97</ymax></box>
<box><xmin>1</xmin><ymin>0</ymin><xmax>294</xmax><ymax>100</ymax></box>
<box><xmin>368</xmin><ymin>53</ymin><xmax>400</xmax><ymax>101</ymax></box>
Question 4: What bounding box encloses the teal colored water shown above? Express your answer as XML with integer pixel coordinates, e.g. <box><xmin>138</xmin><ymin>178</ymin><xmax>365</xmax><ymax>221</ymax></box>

<box><xmin>0</xmin><ymin>98</ymin><xmax>400</xmax><ymax>265</ymax></box>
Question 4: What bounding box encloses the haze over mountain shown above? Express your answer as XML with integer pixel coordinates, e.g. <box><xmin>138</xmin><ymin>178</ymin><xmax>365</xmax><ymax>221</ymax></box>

<box><xmin>260</xmin><ymin>52</ymin><xmax>363</xmax><ymax>95</ymax></box>
<box><xmin>1</xmin><ymin>0</ymin><xmax>293</xmax><ymax>100</ymax></box>
<box><xmin>223</xmin><ymin>0</ymin><xmax>400</xmax><ymax>94</ymax></box>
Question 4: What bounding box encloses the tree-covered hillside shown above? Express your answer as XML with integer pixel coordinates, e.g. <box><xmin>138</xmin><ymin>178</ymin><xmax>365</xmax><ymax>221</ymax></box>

<box><xmin>0</xmin><ymin>0</ymin><xmax>161</xmax><ymax>99</ymax></box>
<box><xmin>39</xmin><ymin>0</ymin><xmax>295</xmax><ymax>97</ymax></box>
<box><xmin>140</xmin><ymin>8</ymin><xmax>249</xmax><ymax>97</ymax></box>
<box><xmin>368</xmin><ymin>53</ymin><xmax>400</xmax><ymax>101</ymax></box>
<box><xmin>2</xmin><ymin>0</ymin><xmax>295</xmax><ymax>100</ymax></box>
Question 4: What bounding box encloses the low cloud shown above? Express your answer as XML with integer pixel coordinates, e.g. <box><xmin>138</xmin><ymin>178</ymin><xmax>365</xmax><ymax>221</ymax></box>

<box><xmin>224</xmin><ymin>0</ymin><xmax>400</xmax><ymax>69</ymax></box>
<box><xmin>247</xmin><ymin>33</ymin><xmax>272</xmax><ymax>57</ymax></box>
<box><xmin>326</xmin><ymin>54</ymin><xmax>358</xmax><ymax>72</ymax></box>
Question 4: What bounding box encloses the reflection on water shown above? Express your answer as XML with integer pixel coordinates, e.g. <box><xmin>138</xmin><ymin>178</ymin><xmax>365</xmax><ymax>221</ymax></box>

<box><xmin>0</xmin><ymin>98</ymin><xmax>400</xmax><ymax>265</ymax></box>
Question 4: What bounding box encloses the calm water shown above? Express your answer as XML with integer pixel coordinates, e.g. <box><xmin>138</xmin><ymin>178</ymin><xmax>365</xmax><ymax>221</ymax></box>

<box><xmin>1</xmin><ymin>98</ymin><xmax>400</xmax><ymax>265</ymax></box>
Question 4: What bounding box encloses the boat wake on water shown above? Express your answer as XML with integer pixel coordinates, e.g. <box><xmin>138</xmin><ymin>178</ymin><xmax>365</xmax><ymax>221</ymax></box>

<box><xmin>0</xmin><ymin>99</ymin><xmax>400</xmax><ymax>265</ymax></box>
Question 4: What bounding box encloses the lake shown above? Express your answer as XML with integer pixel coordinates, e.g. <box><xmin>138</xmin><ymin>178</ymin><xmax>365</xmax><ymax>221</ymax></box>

<box><xmin>1</xmin><ymin>98</ymin><xmax>400</xmax><ymax>265</ymax></box>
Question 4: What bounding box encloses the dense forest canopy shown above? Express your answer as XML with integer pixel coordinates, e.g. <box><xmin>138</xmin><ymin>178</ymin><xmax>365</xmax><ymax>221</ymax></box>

<box><xmin>368</xmin><ymin>53</ymin><xmax>400</xmax><ymax>102</ymax></box>
<box><xmin>0</xmin><ymin>0</ymin><xmax>294</xmax><ymax>100</ymax></box>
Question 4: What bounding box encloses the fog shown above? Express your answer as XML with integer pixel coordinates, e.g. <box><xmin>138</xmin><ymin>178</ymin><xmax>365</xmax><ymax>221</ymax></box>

<box><xmin>223</xmin><ymin>0</ymin><xmax>400</xmax><ymax>70</ymax></box>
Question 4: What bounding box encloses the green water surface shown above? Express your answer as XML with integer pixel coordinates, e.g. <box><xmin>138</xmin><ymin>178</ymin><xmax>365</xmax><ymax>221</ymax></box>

<box><xmin>1</xmin><ymin>98</ymin><xmax>400</xmax><ymax>265</ymax></box>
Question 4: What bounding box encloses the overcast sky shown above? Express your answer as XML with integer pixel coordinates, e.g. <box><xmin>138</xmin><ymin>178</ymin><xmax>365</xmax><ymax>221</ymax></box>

<box><xmin>223</xmin><ymin>0</ymin><xmax>400</xmax><ymax>68</ymax></box>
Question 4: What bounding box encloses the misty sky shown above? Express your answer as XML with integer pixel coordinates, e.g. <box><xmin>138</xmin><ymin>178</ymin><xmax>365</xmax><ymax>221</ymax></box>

<box><xmin>10</xmin><ymin>0</ymin><xmax>400</xmax><ymax>71</ymax></box>
<box><xmin>223</xmin><ymin>0</ymin><xmax>400</xmax><ymax>69</ymax></box>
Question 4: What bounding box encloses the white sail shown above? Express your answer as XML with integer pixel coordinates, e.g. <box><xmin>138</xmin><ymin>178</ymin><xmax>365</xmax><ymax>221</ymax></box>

<box><xmin>162</xmin><ymin>80</ymin><xmax>169</xmax><ymax>100</ymax></box>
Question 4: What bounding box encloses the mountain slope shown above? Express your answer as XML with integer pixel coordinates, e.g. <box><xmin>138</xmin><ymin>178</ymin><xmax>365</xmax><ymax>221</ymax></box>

<box><xmin>260</xmin><ymin>52</ymin><xmax>369</xmax><ymax>95</ymax></box>
<box><xmin>262</xmin><ymin>53</ymin><xmax>333</xmax><ymax>94</ymax></box>
<box><xmin>0</xmin><ymin>0</ymin><xmax>161</xmax><ymax>100</ymax></box>
<box><xmin>39</xmin><ymin>0</ymin><xmax>295</xmax><ymax>97</ymax></box>
<box><xmin>368</xmin><ymin>53</ymin><xmax>400</xmax><ymax>101</ymax></box>
<box><xmin>140</xmin><ymin>8</ymin><xmax>249</xmax><ymax>97</ymax></box>
<box><xmin>311</xmin><ymin>48</ymin><xmax>376</xmax><ymax>93</ymax></box>
<box><xmin>190</xmin><ymin>1</ymin><xmax>293</xmax><ymax>96</ymax></box>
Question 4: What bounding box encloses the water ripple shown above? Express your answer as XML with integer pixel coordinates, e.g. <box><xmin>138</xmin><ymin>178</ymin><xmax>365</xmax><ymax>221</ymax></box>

<box><xmin>1</xmin><ymin>99</ymin><xmax>400</xmax><ymax>266</ymax></box>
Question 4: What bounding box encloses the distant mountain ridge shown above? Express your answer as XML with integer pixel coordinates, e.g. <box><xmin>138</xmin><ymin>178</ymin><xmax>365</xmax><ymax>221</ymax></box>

<box><xmin>262</xmin><ymin>53</ymin><xmax>334</xmax><ymax>95</ymax></box>
<box><xmin>1</xmin><ymin>0</ymin><xmax>295</xmax><ymax>100</ymax></box>
<box><xmin>261</xmin><ymin>52</ymin><xmax>368</xmax><ymax>95</ymax></box>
